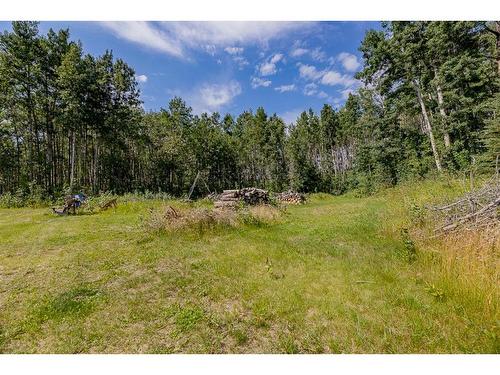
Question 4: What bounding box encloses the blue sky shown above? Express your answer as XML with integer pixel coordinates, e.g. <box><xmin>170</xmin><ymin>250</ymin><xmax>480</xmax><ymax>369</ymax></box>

<box><xmin>0</xmin><ymin>21</ymin><xmax>380</xmax><ymax>123</ymax></box>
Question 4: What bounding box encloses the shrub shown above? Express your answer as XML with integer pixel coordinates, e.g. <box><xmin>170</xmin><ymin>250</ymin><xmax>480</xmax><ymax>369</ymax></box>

<box><xmin>0</xmin><ymin>183</ymin><xmax>50</xmax><ymax>208</ymax></box>
<box><xmin>399</xmin><ymin>228</ymin><xmax>417</xmax><ymax>263</ymax></box>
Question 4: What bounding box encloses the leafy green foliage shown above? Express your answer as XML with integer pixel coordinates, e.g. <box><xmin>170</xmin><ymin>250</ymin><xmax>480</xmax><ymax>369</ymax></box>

<box><xmin>0</xmin><ymin>21</ymin><xmax>498</xmax><ymax>203</ymax></box>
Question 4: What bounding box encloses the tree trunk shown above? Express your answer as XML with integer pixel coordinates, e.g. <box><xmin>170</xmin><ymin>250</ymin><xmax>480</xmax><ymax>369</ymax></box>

<box><xmin>69</xmin><ymin>131</ymin><xmax>76</xmax><ymax>190</ymax></box>
<box><xmin>414</xmin><ymin>80</ymin><xmax>443</xmax><ymax>172</ymax></box>
<box><xmin>435</xmin><ymin>73</ymin><xmax>451</xmax><ymax>148</ymax></box>
<box><xmin>436</xmin><ymin>83</ymin><xmax>451</xmax><ymax>148</ymax></box>
<box><xmin>486</xmin><ymin>22</ymin><xmax>500</xmax><ymax>76</ymax></box>
<box><xmin>496</xmin><ymin>22</ymin><xmax>500</xmax><ymax>76</ymax></box>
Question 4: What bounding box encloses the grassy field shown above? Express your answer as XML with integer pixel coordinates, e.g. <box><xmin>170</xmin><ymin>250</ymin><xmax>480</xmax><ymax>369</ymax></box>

<box><xmin>0</xmin><ymin>179</ymin><xmax>498</xmax><ymax>353</ymax></box>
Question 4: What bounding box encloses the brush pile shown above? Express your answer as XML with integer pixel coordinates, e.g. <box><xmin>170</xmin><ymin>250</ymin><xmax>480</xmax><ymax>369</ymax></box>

<box><xmin>430</xmin><ymin>176</ymin><xmax>500</xmax><ymax>234</ymax></box>
<box><xmin>275</xmin><ymin>191</ymin><xmax>306</xmax><ymax>205</ymax></box>
<box><xmin>213</xmin><ymin>188</ymin><xmax>269</xmax><ymax>209</ymax></box>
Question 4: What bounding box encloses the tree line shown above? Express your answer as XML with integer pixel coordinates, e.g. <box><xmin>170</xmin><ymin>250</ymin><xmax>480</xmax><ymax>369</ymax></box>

<box><xmin>0</xmin><ymin>21</ymin><xmax>499</xmax><ymax>199</ymax></box>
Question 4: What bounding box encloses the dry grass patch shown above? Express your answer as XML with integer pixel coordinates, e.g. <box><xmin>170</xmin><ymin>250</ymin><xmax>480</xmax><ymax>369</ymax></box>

<box><xmin>144</xmin><ymin>204</ymin><xmax>284</xmax><ymax>233</ymax></box>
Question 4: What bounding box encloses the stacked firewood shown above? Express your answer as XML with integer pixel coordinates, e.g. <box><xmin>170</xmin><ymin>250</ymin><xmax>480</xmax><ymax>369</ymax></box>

<box><xmin>214</xmin><ymin>189</ymin><xmax>241</xmax><ymax>209</ymax></box>
<box><xmin>240</xmin><ymin>187</ymin><xmax>269</xmax><ymax>205</ymax></box>
<box><xmin>275</xmin><ymin>191</ymin><xmax>306</xmax><ymax>205</ymax></box>
<box><xmin>214</xmin><ymin>188</ymin><xmax>269</xmax><ymax>209</ymax></box>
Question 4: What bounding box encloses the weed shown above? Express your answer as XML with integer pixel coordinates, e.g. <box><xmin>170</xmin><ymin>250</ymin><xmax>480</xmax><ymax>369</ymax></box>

<box><xmin>171</xmin><ymin>305</ymin><xmax>204</xmax><ymax>332</ymax></box>
<box><xmin>399</xmin><ymin>228</ymin><xmax>417</xmax><ymax>263</ymax></box>
<box><xmin>279</xmin><ymin>336</ymin><xmax>299</xmax><ymax>353</ymax></box>
<box><xmin>408</xmin><ymin>201</ymin><xmax>426</xmax><ymax>227</ymax></box>
<box><xmin>424</xmin><ymin>282</ymin><xmax>446</xmax><ymax>302</ymax></box>
<box><xmin>232</xmin><ymin>329</ymin><xmax>249</xmax><ymax>345</ymax></box>
<box><xmin>34</xmin><ymin>286</ymin><xmax>103</xmax><ymax>322</ymax></box>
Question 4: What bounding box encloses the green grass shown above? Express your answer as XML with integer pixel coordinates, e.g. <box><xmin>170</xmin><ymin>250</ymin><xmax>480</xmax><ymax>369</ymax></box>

<box><xmin>0</xmin><ymin>178</ymin><xmax>498</xmax><ymax>353</ymax></box>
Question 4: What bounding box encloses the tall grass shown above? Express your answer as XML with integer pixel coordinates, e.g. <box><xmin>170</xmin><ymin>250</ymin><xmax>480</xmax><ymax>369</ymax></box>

<box><xmin>380</xmin><ymin>175</ymin><xmax>499</xmax><ymax>322</ymax></box>
<box><xmin>144</xmin><ymin>204</ymin><xmax>284</xmax><ymax>234</ymax></box>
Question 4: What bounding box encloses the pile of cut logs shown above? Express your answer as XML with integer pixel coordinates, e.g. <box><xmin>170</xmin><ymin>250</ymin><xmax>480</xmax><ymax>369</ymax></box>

<box><xmin>214</xmin><ymin>188</ymin><xmax>269</xmax><ymax>209</ymax></box>
<box><xmin>240</xmin><ymin>187</ymin><xmax>269</xmax><ymax>205</ymax></box>
<box><xmin>275</xmin><ymin>191</ymin><xmax>306</xmax><ymax>205</ymax></box>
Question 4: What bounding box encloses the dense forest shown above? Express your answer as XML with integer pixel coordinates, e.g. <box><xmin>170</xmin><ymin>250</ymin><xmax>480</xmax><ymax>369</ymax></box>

<box><xmin>0</xmin><ymin>21</ymin><xmax>499</xmax><ymax>199</ymax></box>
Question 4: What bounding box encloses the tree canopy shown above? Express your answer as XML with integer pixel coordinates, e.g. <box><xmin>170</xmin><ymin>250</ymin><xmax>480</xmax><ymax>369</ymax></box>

<box><xmin>0</xmin><ymin>21</ymin><xmax>498</xmax><ymax>198</ymax></box>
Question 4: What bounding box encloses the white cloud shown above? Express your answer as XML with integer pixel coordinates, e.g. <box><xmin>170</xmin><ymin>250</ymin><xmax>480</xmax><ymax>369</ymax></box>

<box><xmin>224</xmin><ymin>46</ymin><xmax>244</xmax><ymax>55</ymax></box>
<box><xmin>135</xmin><ymin>74</ymin><xmax>148</xmax><ymax>83</ymax></box>
<box><xmin>297</xmin><ymin>63</ymin><xmax>324</xmax><ymax>81</ymax></box>
<box><xmin>189</xmin><ymin>80</ymin><xmax>242</xmax><ymax>113</ymax></box>
<box><xmin>270</xmin><ymin>53</ymin><xmax>284</xmax><ymax>64</ymax></box>
<box><xmin>101</xmin><ymin>22</ymin><xmax>184</xmax><ymax>57</ymax></box>
<box><xmin>290</xmin><ymin>46</ymin><xmax>325</xmax><ymax>62</ymax></box>
<box><xmin>274</xmin><ymin>84</ymin><xmax>296</xmax><ymax>93</ymax></box>
<box><xmin>337</xmin><ymin>52</ymin><xmax>361</xmax><ymax>72</ymax></box>
<box><xmin>164</xmin><ymin>22</ymin><xmax>308</xmax><ymax>46</ymax></box>
<box><xmin>233</xmin><ymin>56</ymin><xmax>249</xmax><ymax>69</ymax></box>
<box><xmin>202</xmin><ymin>44</ymin><xmax>217</xmax><ymax>56</ymax></box>
<box><xmin>102</xmin><ymin>22</ymin><xmax>313</xmax><ymax>59</ymax></box>
<box><xmin>317</xmin><ymin>91</ymin><xmax>329</xmax><ymax>99</ymax></box>
<box><xmin>290</xmin><ymin>47</ymin><xmax>309</xmax><ymax>57</ymax></box>
<box><xmin>251</xmin><ymin>77</ymin><xmax>272</xmax><ymax>89</ymax></box>
<box><xmin>259</xmin><ymin>62</ymin><xmax>277</xmax><ymax>76</ymax></box>
<box><xmin>303</xmin><ymin>82</ymin><xmax>318</xmax><ymax>96</ymax></box>
<box><xmin>298</xmin><ymin>62</ymin><xmax>358</xmax><ymax>89</ymax></box>
<box><xmin>341</xmin><ymin>88</ymin><xmax>355</xmax><ymax>100</ymax></box>
<box><xmin>311</xmin><ymin>47</ymin><xmax>326</xmax><ymax>62</ymax></box>
<box><xmin>258</xmin><ymin>53</ymin><xmax>284</xmax><ymax>76</ymax></box>
<box><xmin>321</xmin><ymin>71</ymin><xmax>357</xmax><ymax>87</ymax></box>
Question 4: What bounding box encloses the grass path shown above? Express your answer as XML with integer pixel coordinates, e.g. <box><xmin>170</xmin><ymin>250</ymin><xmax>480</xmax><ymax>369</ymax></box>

<box><xmin>0</xmin><ymin>188</ymin><xmax>497</xmax><ymax>353</ymax></box>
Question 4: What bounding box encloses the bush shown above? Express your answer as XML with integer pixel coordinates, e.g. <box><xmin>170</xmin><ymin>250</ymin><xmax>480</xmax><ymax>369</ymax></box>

<box><xmin>0</xmin><ymin>183</ymin><xmax>50</xmax><ymax>208</ymax></box>
<box><xmin>398</xmin><ymin>228</ymin><xmax>417</xmax><ymax>263</ymax></box>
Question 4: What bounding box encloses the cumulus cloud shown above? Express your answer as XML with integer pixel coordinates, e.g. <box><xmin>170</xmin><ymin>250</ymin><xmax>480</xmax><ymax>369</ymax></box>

<box><xmin>298</xmin><ymin>62</ymin><xmax>358</xmax><ymax>90</ymax></box>
<box><xmin>290</xmin><ymin>47</ymin><xmax>309</xmax><ymax>57</ymax></box>
<box><xmin>337</xmin><ymin>52</ymin><xmax>361</xmax><ymax>72</ymax></box>
<box><xmin>310</xmin><ymin>47</ymin><xmax>326</xmax><ymax>62</ymax></box>
<box><xmin>188</xmin><ymin>80</ymin><xmax>242</xmax><ymax>114</ymax></box>
<box><xmin>102</xmin><ymin>22</ymin><xmax>312</xmax><ymax>59</ymax></box>
<box><xmin>297</xmin><ymin>63</ymin><xmax>324</xmax><ymax>81</ymax></box>
<box><xmin>232</xmin><ymin>56</ymin><xmax>249</xmax><ymax>69</ymax></box>
<box><xmin>251</xmin><ymin>77</ymin><xmax>272</xmax><ymax>89</ymax></box>
<box><xmin>224</xmin><ymin>46</ymin><xmax>244</xmax><ymax>55</ymax></box>
<box><xmin>258</xmin><ymin>53</ymin><xmax>284</xmax><ymax>76</ymax></box>
<box><xmin>320</xmin><ymin>71</ymin><xmax>356</xmax><ymax>87</ymax></box>
<box><xmin>274</xmin><ymin>84</ymin><xmax>296</xmax><ymax>93</ymax></box>
<box><xmin>259</xmin><ymin>62</ymin><xmax>277</xmax><ymax>76</ymax></box>
<box><xmin>303</xmin><ymin>82</ymin><xmax>318</xmax><ymax>96</ymax></box>
<box><xmin>135</xmin><ymin>74</ymin><xmax>148</xmax><ymax>83</ymax></box>
<box><xmin>270</xmin><ymin>53</ymin><xmax>284</xmax><ymax>64</ymax></box>
<box><xmin>290</xmin><ymin>46</ymin><xmax>326</xmax><ymax>62</ymax></box>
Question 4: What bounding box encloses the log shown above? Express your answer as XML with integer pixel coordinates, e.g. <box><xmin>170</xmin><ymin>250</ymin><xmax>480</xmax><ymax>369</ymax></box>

<box><xmin>220</xmin><ymin>197</ymin><xmax>240</xmax><ymax>202</ymax></box>
<box><xmin>275</xmin><ymin>191</ymin><xmax>306</xmax><ymax>204</ymax></box>
<box><xmin>214</xmin><ymin>187</ymin><xmax>269</xmax><ymax>208</ymax></box>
